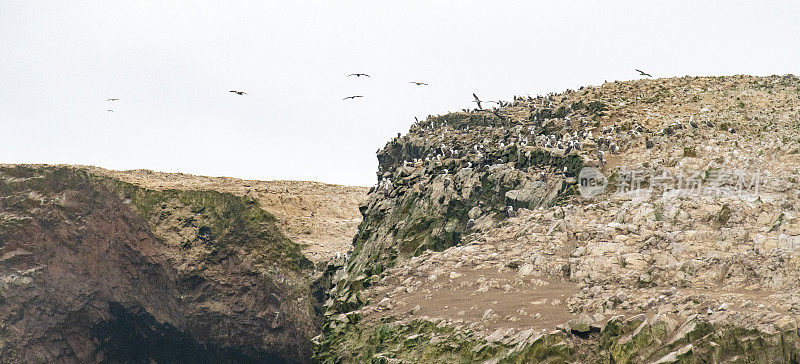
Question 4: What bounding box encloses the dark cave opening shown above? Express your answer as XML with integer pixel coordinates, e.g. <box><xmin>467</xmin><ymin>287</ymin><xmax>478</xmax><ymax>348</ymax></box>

<box><xmin>91</xmin><ymin>302</ymin><xmax>290</xmax><ymax>364</ymax></box>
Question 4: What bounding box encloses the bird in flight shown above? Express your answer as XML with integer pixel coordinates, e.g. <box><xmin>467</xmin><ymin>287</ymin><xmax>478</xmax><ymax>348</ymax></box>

<box><xmin>472</xmin><ymin>93</ymin><xmax>484</xmax><ymax>110</ymax></box>
<box><xmin>409</xmin><ymin>81</ymin><xmax>428</xmax><ymax>86</ymax></box>
<box><xmin>106</xmin><ymin>109</ymin><xmax>114</xmax><ymax>112</ymax></box>
<box><xmin>229</xmin><ymin>90</ymin><xmax>248</xmax><ymax>95</ymax></box>
<box><xmin>635</xmin><ymin>69</ymin><xmax>652</xmax><ymax>77</ymax></box>
<box><xmin>106</xmin><ymin>98</ymin><xmax>119</xmax><ymax>101</ymax></box>
<box><xmin>347</xmin><ymin>73</ymin><xmax>370</xmax><ymax>78</ymax></box>
<box><xmin>343</xmin><ymin>95</ymin><xmax>364</xmax><ymax>100</ymax></box>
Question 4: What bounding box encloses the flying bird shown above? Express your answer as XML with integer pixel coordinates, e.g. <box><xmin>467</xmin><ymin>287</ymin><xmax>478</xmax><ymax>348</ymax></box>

<box><xmin>409</xmin><ymin>81</ymin><xmax>428</xmax><ymax>86</ymax></box>
<box><xmin>106</xmin><ymin>109</ymin><xmax>114</xmax><ymax>112</ymax></box>
<box><xmin>229</xmin><ymin>90</ymin><xmax>247</xmax><ymax>95</ymax></box>
<box><xmin>343</xmin><ymin>95</ymin><xmax>364</xmax><ymax>100</ymax></box>
<box><xmin>347</xmin><ymin>73</ymin><xmax>370</xmax><ymax>78</ymax></box>
<box><xmin>472</xmin><ymin>93</ymin><xmax>484</xmax><ymax>110</ymax></box>
<box><xmin>635</xmin><ymin>69</ymin><xmax>652</xmax><ymax>77</ymax></box>
<box><xmin>106</xmin><ymin>98</ymin><xmax>119</xmax><ymax>101</ymax></box>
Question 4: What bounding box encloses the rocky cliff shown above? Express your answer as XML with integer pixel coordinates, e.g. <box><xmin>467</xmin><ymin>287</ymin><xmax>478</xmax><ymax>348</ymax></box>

<box><xmin>0</xmin><ymin>165</ymin><xmax>365</xmax><ymax>363</ymax></box>
<box><xmin>316</xmin><ymin>75</ymin><xmax>800</xmax><ymax>362</ymax></box>
<box><xmin>4</xmin><ymin>75</ymin><xmax>800</xmax><ymax>364</ymax></box>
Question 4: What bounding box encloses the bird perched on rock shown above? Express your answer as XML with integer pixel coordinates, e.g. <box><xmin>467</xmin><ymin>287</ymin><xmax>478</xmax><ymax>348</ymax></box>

<box><xmin>491</xmin><ymin>108</ymin><xmax>504</xmax><ymax>120</ymax></box>
<box><xmin>229</xmin><ymin>90</ymin><xmax>247</xmax><ymax>95</ymax></box>
<box><xmin>689</xmin><ymin>116</ymin><xmax>698</xmax><ymax>128</ymax></box>
<box><xmin>636</xmin><ymin>69</ymin><xmax>652</xmax><ymax>77</ymax></box>
<box><xmin>343</xmin><ymin>95</ymin><xmax>364</xmax><ymax>100</ymax></box>
<box><xmin>506</xmin><ymin>206</ymin><xmax>516</xmax><ymax>218</ymax></box>
<box><xmin>409</xmin><ymin>81</ymin><xmax>428</xmax><ymax>86</ymax></box>
<box><xmin>347</xmin><ymin>73</ymin><xmax>370</xmax><ymax>77</ymax></box>
<box><xmin>466</xmin><ymin>218</ymin><xmax>475</xmax><ymax>229</ymax></box>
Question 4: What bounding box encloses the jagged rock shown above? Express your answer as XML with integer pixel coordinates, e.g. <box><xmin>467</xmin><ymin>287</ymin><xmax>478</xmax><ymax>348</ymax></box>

<box><xmin>654</xmin><ymin>344</ymin><xmax>694</xmax><ymax>363</ymax></box>
<box><xmin>567</xmin><ymin>315</ymin><xmax>593</xmax><ymax>333</ymax></box>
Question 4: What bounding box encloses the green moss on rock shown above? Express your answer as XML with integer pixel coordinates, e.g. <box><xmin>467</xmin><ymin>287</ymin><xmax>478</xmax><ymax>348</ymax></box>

<box><xmin>110</xmin><ymin>179</ymin><xmax>312</xmax><ymax>271</ymax></box>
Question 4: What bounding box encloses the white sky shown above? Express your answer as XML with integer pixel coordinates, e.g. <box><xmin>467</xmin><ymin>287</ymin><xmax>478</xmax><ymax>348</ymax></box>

<box><xmin>1</xmin><ymin>1</ymin><xmax>798</xmax><ymax>186</ymax></box>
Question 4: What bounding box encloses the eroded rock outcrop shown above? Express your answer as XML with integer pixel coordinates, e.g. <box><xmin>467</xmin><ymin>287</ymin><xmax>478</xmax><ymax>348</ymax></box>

<box><xmin>0</xmin><ymin>166</ymin><xmax>364</xmax><ymax>363</ymax></box>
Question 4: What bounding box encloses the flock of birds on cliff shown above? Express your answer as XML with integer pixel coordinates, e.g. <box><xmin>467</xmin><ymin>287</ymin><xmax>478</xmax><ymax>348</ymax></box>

<box><xmin>368</xmin><ymin>68</ymin><xmax>726</xmax><ymax>211</ymax></box>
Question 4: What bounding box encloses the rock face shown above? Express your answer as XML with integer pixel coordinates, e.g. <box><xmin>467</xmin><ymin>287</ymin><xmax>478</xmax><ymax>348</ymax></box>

<box><xmin>0</xmin><ymin>165</ymin><xmax>365</xmax><ymax>363</ymax></box>
<box><xmin>347</xmin><ymin>114</ymin><xmax>583</xmax><ymax>281</ymax></box>
<box><xmin>316</xmin><ymin>75</ymin><xmax>800</xmax><ymax>362</ymax></box>
<box><xmin>79</xmin><ymin>167</ymin><xmax>367</xmax><ymax>265</ymax></box>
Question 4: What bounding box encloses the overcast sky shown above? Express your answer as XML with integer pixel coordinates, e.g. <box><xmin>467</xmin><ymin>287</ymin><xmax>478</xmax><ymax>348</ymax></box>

<box><xmin>1</xmin><ymin>1</ymin><xmax>798</xmax><ymax>186</ymax></box>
